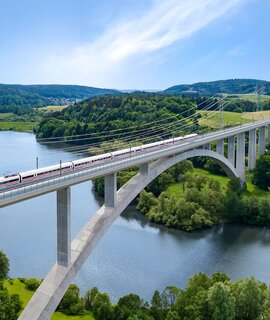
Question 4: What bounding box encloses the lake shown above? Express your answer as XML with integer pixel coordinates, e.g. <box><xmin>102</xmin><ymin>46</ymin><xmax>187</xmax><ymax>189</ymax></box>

<box><xmin>1</xmin><ymin>131</ymin><xmax>270</xmax><ymax>302</ymax></box>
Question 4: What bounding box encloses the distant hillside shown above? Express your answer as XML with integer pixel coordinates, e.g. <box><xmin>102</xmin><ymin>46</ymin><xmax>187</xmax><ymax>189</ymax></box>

<box><xmin>0</xmin><ymin>84</ymin><xmax>120</xmax><ymax>109</ymax></box>
<box><xmin>164</xmin><ymin>79</ymin><xmax>270</xmax><ymax>96</ymax></box>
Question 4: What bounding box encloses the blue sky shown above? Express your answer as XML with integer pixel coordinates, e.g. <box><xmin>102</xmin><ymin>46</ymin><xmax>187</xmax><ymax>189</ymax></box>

<box><xmin>0</xmin><ymin>0</ymin><xmax>269</xmax><ymax>89</ymax></box>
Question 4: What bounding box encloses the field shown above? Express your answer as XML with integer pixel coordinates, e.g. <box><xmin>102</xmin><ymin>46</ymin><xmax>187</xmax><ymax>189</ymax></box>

<box><xmin>223</xmin><ymin>93</ymin><xmax>270</xmax><ymax>103</ymax></box>
<box><xmin>0</xmin><ymin>121</ymin><xmax>37</xmax><ymax>131</ymax></box>
<box><xmin>165</xmin><ymin>168</ymin><xmax>269</xmax><ymax>198</ymax></box>
<box><xmin>0</xmin><ymin>113</ymin><xmax>14</xmax><ymax>119</ymax></box>
<box><xmin>4</xmin><ymin>279</ymin><xmax>94</xmax><ymax>320</ymax></box>
<box><xmin>38</xmin><ymin>105</ymin><xmax>68</xmax><ymax>112</ymax></box>
<box><xmin>198</xmin><ymin>110</ymin><xmax>270</xmax><ymax>129</ymax></box>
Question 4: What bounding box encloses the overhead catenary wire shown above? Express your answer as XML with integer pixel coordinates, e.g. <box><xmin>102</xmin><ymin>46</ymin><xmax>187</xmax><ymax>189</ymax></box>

<box><xmin>37</xmin><ymin>95</ymin><xmax>229</xmax><ymax>146</ymax></box>
<box><xmin>36</xmin><ymin>94</ymin><xmax>219</xmax><ymax>142</ymax></box>
<box><xmin>25</xmin><ymin>97</ymin><xmax>240</xmax><ymax>162</ymax></box>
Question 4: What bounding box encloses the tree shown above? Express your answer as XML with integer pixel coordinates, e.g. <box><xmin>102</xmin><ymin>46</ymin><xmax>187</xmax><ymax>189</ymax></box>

<box><xmin>207</xmin><ymin>282</ymin><xmax>235</xmax><ymax>320</ymax></box>
<box><xmin>92</xmin><ymin>292</ymin><xmax>110</xmax><ymax>316</ymax></box>
<box><xmin>0</xmin><ymin>289</ymin><xmax>22</xmax><ymax>320</ymax></box>
<box><xmin>25</xmin><ymin>278</ymin><xmax>40</xmax><ymax>291</ymax></box>
<box><xmin>85</xmin><ymin>287</ymin><xmax>99</xmax><ymax>310</ymax></box>
<box><xmin>151</xmin><ymin>290</ymin><xmax>164</xmax><ymax>320</ymax></box>
<box><xmin>165</xmin><ymin>310</ymin><xmax>181</xmax><ymax>320</ymax></box>
<box><xmin>57</xmin><ymin>284</ymin><xmax>81</xmax><ymax>314</ymax></box>
<box><xmin>0</xmin><ymin>251</ymin><xmax>9</xmax><ymax>280</ymax></box>
<box><xmin>253</xmin><ymin>155</ymin><xmax>270</xmax><ymax>189</ymax></box>
<box><xmin>137</xmin><ymin>190</ymin><xmax>158</xmax><ymax>214</ymax></box>
<box><xmin>233</xmin><ymin>277</ymin><xmax>264</xmax><ymax>320</ymax></box>
<box><xmin>227</xmin><ymin>178</ymin><xmax>242</xmax><ymax>195</ymax></box>
<box><xmin>95</xmin><ymin>302</ymin><xmax>114</xmax><ymax>320</ymax></box>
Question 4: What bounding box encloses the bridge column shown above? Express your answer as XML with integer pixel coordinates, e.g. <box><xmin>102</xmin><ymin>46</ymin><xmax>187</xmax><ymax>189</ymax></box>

<box><xmin>248</xmin><ymin>129</ymin><xmax>256</xmax><ymax>170</ymax></box>
<box><xmin>105</xmin><ymin>173</ymin><xmax>117</xmax><ymax>208</ymax></box>
<box><xmin>216</xmin><ymin>139</ymin><xmax>224</xmax><ymax>156</ymax></box>
<box><xmin>227</xmin><ymin>136</ymin><xmax>235</xmax><ymax>166</ymax></box>
<box><xmin>236</xmin><ymin>133</ymin><xmax>245</xmax><ymax>181</ymax></box>
<box><xmin>268</xmin><ymin>125</ymin><xmax>270</xmax><ymax>144</ymax></box>
<box><xmin>57</xmin><ymin>187</ymin><xmax>71</xmax><ymax>267</ymax></box>
<box><xmin>259</xmin><ymin>126</ymin><xmax>266</xmax><ymax>155</ymax></box>
<box><xmin>140</xmin><ymin>163</ymin><xmax>149</xmax><ymax>175</ymax></box>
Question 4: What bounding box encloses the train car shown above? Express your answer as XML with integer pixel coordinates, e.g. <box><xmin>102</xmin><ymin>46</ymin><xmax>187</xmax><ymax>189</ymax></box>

<box><xmin>0</xmin><ymin>174</ymin><xmax>21</xmax><ymax>188</ymax></box>
<box><xmin>72</xmin><ymin>152</ymin><xmax>112</xmax><ymax>169</ymax></box>
<box><xmin>111</xmin><ymin>146</ymin><xmax>142</xmax><ymax>159</ymax></box>
<box><xmin>0</xmin><ymin>133</ymin><xmax>199</xmax><ymax>190</ymax></box>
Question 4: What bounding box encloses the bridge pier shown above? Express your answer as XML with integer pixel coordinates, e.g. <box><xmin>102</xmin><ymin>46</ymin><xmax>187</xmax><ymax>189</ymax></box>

<box><xmin>248</xmin><ymin>129</ymin><xmax>256</xmax><ymax>170</ymax></box>
<box><xmin>57</xmin><ymin>188</ymin><xmax>71</xmax><ymax>267</ymax></box>
<box><xmin>105</xmin><ymin>173</ymin><xmax>117</xmax><ymax>207</ymax></box>
<box><xmin>227</xmin><ymin>136</ymin><xmax>235</xmax><ymax>166</ymax></box>
<box><xmin>268</xmin><ymin>125</ymin><xmax>270</xmax><ymax>144</ymax></box>
<box><xmin>216</xmin><ymin>139</ymin><xmax>224</xmax><ymax>156</ymax></box>
<box><xmin>259</xmin><ymin>126</ymin><xmax>266</xmax><ymax>156</ymax></box>
<box><xmin>236</xmin><ymin>133</ymin><xmax>245</xmax><ymax>182</ymax></box>
<box><xmin>139</xmin><ymin>163</ymin><xmax>149</xmax><ymax>175</ymax></box>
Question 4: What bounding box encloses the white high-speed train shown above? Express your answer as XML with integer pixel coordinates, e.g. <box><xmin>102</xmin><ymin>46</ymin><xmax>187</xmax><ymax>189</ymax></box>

<box><xmin>0</xmin><ymin>133</ymin><xmax>197</xmax><ymax>189</ymax></box>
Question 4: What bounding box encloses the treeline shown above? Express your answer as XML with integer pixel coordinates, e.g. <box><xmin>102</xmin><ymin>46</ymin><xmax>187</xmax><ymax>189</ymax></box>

<box><xmin>54</xmin><ymin>273</ymin><xmax>270</xmax><ymax>320</ymax></box>
<box><xmin>164</xmin><ymin>78</ymin><xmax>270</xmax><ymax>96</ymax></box>
<box><xmin>2</xmin><ymin>246</ymin><xmax>270</xmax><ymax>319</ymax></box>
<box><xmin>195</xmin><ymin>96</ymin><xmax>259</xmax><ymax>113</ymax></box>
<box><xmin>35</xmin><ymin>94</ymin><xmax>198</xmax><ymax>140</ymax></box>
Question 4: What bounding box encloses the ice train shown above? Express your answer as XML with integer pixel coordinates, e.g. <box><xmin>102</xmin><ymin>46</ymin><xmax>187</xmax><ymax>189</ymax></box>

<box><xmin>0</xmin><ymin>133</ymin><xmax>198</xmax><ymax>189</ymax></box>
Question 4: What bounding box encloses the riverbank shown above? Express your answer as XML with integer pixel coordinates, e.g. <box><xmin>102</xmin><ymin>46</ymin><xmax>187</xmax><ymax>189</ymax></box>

<box><xmin>4</xmin><ymin>279</ymin><xmax>94</xmax><ymax>319</ymax></box>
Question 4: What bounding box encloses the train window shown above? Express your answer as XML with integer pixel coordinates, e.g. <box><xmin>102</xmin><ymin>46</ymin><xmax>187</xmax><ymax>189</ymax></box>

<box><xmin>24</xmin><ymin>175</ymin><xmax>34</xmax><ymax>178</ymax></box>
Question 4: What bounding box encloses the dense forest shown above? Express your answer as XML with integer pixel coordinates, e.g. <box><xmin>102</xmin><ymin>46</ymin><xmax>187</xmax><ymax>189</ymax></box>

<box><xmin>35</xmin><ymin>95</ymin><xmax>198</xmax><ymax>140</ymax></box>
<box><xmin>35</xmin><ymin>94</ymin><xmax>262</xmax><ymax>140</ymax></box>
<box><xmin>0</xmin><ymin>84</ymin><xmax>120</xmax><ymax>109</ymax></box>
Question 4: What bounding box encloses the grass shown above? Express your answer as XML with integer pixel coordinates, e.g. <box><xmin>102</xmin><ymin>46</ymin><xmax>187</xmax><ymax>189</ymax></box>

<box><xmin>0</xmin><ymin>112</ymin><xmax>14</xmax><ymax>119</ymax></box>
<box><xmin>4</xmin><ymin>279</ymin><xmax>34</xmax><ymax>308</ymax></box>
<box><xmin>223</xmin><ymin>93</ymin><xmax>270</xmax><ymax>103</ymax></box>
<box><xmin>164</xmin><ymin>168</ymin><xmax>269</xmax><ymax>198</ymax></box>
<box><xmin>0</xmin><ymin>121</ymin><xmax>37</xmax><ymax>131</ymax></box>
<box><xmin>51</xmin><ymin>312</ymin><xmax>94</xmax><ymax>320</ymax></box>
<box><xmin>38</xmin><ymin>105</ymin><xmax>68</xmax><ymax>112</ymax></box>
<box><xmin>4</xmin><ymin>279</ymin><xmax>94</xmax><ymax>319</ymax></box>
<box><xmin>198</xmin><ymin>110</ymin><xmax>270</xmax><ymax>129</ymax></box>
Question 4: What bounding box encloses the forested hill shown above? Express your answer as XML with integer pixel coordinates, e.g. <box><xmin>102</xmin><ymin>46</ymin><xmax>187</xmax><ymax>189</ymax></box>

<box><xmin>0</xmin><ymin>84</ymin><xmax>120</xmax><ymax>109</ymax></box>
<box><xmin>164</xmin><ymin>79</ymin><xmax>270</xmax><ymax>96</ymax></box>
<box><xmin>35</xmin><ymin>94</ymin><xmax>197</xmax><ymax>139</ymax></box>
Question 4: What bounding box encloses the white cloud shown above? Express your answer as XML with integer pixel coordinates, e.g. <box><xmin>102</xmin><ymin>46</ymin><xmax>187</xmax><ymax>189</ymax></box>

<box><xmin>42</xmin><ymin>0</ymin><xmax>245</xmax><ymax>87</ymax></box>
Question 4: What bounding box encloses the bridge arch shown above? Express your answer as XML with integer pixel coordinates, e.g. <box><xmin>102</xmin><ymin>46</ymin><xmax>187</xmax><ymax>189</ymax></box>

<box><xmin>19</xmin><ymin>149</ymin><xmax>239</xmax><ymax>320</ymax></box>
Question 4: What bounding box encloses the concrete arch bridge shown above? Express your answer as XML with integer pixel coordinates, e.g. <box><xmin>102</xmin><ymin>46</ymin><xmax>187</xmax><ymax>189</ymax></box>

<box><xmin>0</xmin><ymin>119</ymin><xmax>268</xmax><ymax>319</ymax></box>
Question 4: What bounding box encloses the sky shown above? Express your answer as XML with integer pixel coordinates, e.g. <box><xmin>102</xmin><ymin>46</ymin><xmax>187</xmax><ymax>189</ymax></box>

<box><xmin>0</xmin><ymin>0</ymin><xmax>269</xmax><ymax>90</ymax></box>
